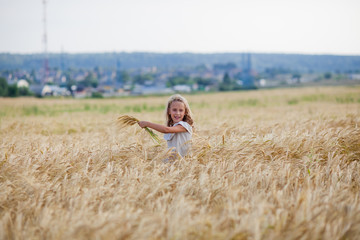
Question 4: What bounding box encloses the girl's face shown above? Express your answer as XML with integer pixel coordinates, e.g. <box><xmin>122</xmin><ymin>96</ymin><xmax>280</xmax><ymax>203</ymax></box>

<box><xmin>168</xmin><ymin>101</ymin><xmax>186</xmax><ymax>124</ymax></box>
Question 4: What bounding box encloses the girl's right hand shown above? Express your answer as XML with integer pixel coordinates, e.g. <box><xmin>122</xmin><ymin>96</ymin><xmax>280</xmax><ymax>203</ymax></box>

<box><xmin>138</xmin><ymin>121</ymin><xmax>147</xmax><ymax>128</ymax></box>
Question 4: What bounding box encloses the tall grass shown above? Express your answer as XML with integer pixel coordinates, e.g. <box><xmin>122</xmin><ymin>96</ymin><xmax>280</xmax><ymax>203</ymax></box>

<box><xmin>0</xmin><ymin>86</ymin><xmax>360</xmax><ymax>239</ymax></box>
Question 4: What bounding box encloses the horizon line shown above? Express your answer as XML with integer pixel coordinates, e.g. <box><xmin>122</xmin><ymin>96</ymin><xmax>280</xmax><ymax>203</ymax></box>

<box><xmin>1</xmin><ymin>50</ymin><xmax>360</xmax><ymax>57</ymax></box>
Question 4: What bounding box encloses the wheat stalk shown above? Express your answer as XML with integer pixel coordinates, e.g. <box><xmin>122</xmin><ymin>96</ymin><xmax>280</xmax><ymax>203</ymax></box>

<box><xmin>117</xmin><ymin>115</ymin><xmax>161</xmax><ymax>144</ymax></box>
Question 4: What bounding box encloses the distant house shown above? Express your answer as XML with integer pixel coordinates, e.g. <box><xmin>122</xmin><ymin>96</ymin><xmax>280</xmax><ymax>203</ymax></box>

<box><xmin>350</xmin><ymin>74</ymin><xmax>360</xmax><ymax>80</ymax></box>
<box><xmin>74</xmin><ymin>87</ymin><xmax>93</xmax><ymax>98</ymax></box>
<box><xmin>43</xmin><ymin>85</ymin><xmax>70</xmax><ymax>96</ymax></box>
<box><xmin>17</xmin><ymin>79</ymin><xmax>29</xmax><ymax>88</ymax></box>
<box><xmin>29</xmin><ymin>85</ymin><xmax>71</xmax><ymax>97</ymax></box>
<box><xmin>98</xmin><ymin>85</ymin><xmax>115</xmax><ymax>97</ymax></box>
<box><xmin>29</xmin><ymin>85</ymin><xmax>44</xmax><ymax>96</ymax></box>
<box><xmin>132</xmin><ymin>84</ymin><xmax>173</xmax><ymax>95</ymax></box>
<box><xmin>259</xmin><ymin>79</ymin><xmax>266</xmax><ymax>87</ymax></box>
<box><xmin>173</xmin><ymin>85</ymin><xmax>191</xmax><ymax>93</ymax></box>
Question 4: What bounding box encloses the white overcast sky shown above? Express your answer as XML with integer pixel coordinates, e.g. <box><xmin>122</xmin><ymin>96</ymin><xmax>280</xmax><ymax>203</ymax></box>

<box><xmin>1</xmin><ymin>0</ymin><xmax>360</xmax><ymax>55</ymax></box>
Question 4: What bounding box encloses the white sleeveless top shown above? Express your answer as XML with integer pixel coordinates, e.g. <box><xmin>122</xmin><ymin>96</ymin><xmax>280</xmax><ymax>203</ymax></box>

<box><xmin>163</xmin><ymin>121</ymin><xmax>192</xmax><ymax>157</ymax></box>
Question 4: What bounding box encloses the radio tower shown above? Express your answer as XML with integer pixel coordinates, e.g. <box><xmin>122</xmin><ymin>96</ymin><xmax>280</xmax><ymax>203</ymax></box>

<box><xmin>42</xmin><ymin>0</ymin><xmax>49</xmax><ymax>83</ymax></box>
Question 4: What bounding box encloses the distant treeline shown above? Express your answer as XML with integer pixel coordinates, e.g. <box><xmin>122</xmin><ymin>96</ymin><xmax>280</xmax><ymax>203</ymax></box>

<box><xmin>1</xmin><ymin>52</ymin><xmax>359</xmax><ymax>73</ymax></box>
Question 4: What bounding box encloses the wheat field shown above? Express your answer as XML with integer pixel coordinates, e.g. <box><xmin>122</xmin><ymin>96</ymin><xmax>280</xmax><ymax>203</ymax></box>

<box><xmin>1</xmin><ymin>86</ymin><xmax>360</xmax><ymax>240</ymax></box>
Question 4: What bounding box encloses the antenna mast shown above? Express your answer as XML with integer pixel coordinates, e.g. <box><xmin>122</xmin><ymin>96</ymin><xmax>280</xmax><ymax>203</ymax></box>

<box><xmin>42</xmin><ymin>0</ymin><xmax>49</xmax><ymax>83</ymax></box>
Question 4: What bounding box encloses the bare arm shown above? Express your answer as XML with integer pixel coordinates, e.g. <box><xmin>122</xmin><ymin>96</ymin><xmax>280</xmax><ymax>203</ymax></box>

<box><xmin>138</xmin><ymin>121</ymin><xmax>187</xmax><ymax>133</ymax></box>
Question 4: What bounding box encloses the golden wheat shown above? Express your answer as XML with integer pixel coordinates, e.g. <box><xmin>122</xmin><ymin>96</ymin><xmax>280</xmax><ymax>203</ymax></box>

<box><xmin>0</xmin><ymin>86</ymin><xmax>360</xmax><ymax>240</ymax></box>
<box><xmin>117</xmin><ymin>115</ymin><xmax>161</xmax><ymax>144</ymax></box>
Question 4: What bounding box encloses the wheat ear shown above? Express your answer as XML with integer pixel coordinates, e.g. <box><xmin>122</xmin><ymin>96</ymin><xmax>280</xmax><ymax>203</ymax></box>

<box><xmin>117</xmin><ymin>115</ymin><xmax>161</xmax><ymax>144</ymax></box>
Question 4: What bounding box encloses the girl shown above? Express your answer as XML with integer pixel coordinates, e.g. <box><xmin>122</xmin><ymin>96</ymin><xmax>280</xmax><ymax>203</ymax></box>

<box><xmin>138</xmin><ymin>94</ymin><xmax>194</xmax><ymax>159</ymax></box>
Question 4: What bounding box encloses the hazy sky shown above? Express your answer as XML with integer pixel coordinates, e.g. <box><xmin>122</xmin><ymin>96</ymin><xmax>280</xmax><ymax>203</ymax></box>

<box><xmin>1</xmin><ymin>0</ymin><xmax>360</xmax><ymax>55</ymax></box>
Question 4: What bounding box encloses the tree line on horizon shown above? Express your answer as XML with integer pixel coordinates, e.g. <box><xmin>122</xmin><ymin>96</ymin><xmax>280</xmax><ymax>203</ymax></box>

<box><xmin>1</xmin><ymin>52</ymin><xmax>360</xmax><ymax>73</ymax></box>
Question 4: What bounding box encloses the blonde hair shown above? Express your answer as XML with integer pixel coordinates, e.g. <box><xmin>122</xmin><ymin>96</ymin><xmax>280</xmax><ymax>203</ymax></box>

<box><xmin>165</xmin><ymin>94</ymin><xmax>194</xmax><ymax>127</ymax></box>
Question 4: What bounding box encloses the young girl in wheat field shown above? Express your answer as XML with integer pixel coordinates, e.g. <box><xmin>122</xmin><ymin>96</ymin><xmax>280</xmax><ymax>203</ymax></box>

<box><xmin>138</xmin><ymin>94</ymin><xmax>194</xmax><ymax>159</ymax></box>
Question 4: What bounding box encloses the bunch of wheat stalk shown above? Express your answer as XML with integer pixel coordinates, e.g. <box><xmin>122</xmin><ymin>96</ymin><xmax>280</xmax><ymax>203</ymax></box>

<box><xmin>117</xmin><ymin>115</ymin><xmax>161</xmax><ymax>144</ymax></box>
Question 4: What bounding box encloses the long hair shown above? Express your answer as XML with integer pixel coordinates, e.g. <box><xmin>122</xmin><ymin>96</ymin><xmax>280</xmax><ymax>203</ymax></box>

<box><xmin>165</xmin><ymin>94</ymin><xmax>194</xmax><ymax>127</ymax></box>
